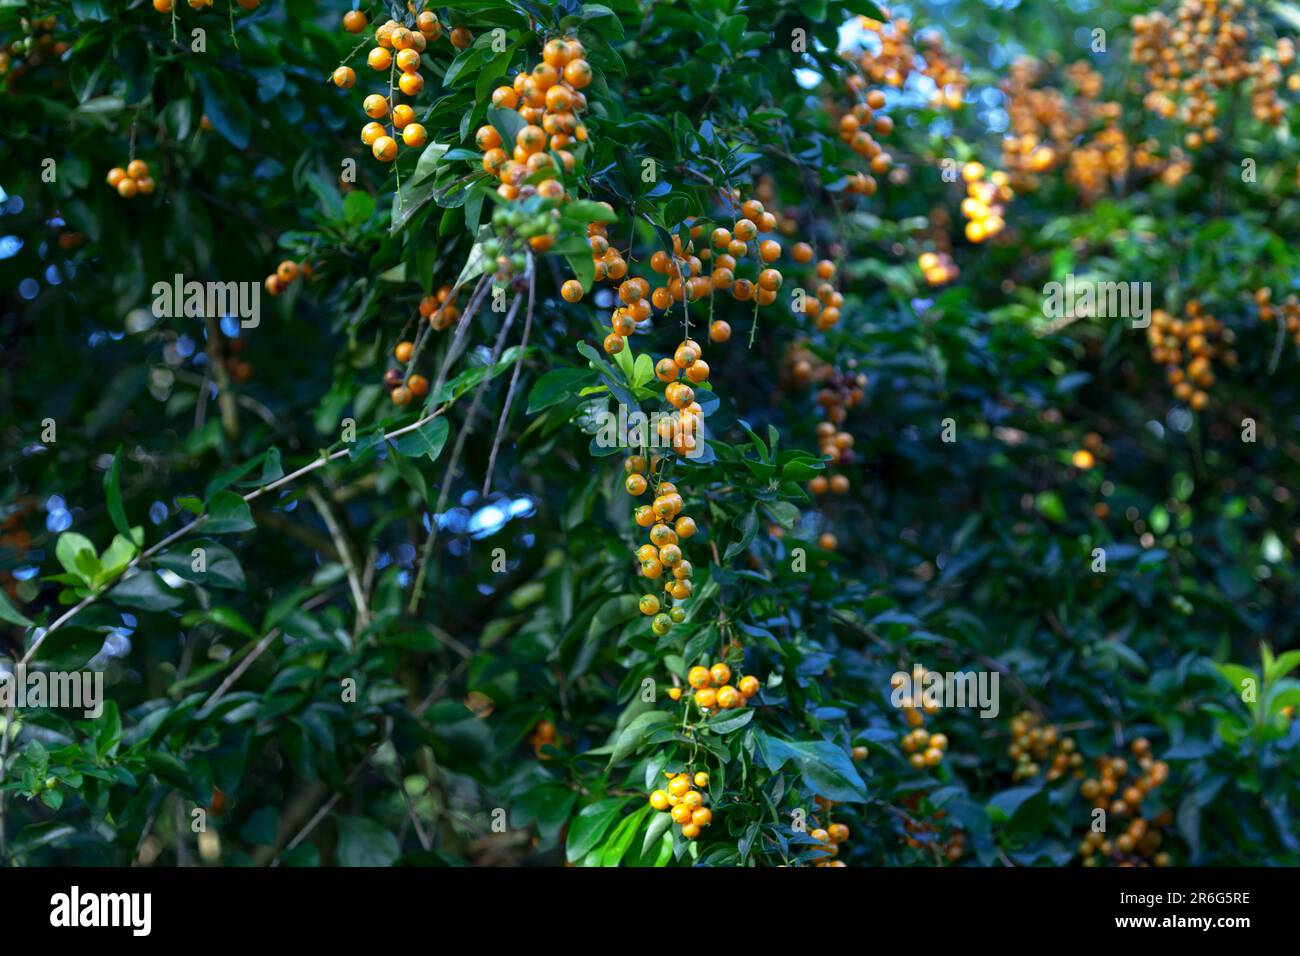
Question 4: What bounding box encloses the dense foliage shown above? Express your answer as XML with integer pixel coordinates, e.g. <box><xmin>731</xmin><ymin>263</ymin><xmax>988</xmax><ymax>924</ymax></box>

<box><xmin>1</xmin><ymin>0</ymin><xmax>1299</xmax><ymax>868</ymax></box>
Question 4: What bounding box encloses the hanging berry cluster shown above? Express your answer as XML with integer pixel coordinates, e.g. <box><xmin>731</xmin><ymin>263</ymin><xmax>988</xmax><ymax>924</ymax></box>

<box><xmin>479</xmin><ymin>35</ymin><xmax>592</xmax><ymax>208</ymax></box>
<box><xmin>1255</xmin><ymin>287</ymin><xmax>1300</xmax><ymax>348</ymax></box>
<box><xmin>850</xmin><ymin>14</ymin><xmax>969</xmax><ymax>110</ymax></box>
<box><xmin>337</xmin><ymin>10</ymin><xmax>447</xmax><ymax>162</ymax></box>
<box><xmin>686</xmin><ymin>662</ymin><xmax>759</xmax><ymax>712</ymax></box>
<box><xmin>917</xmin><ymin>250</ymin><xmax>958</xmax><ymax>287</ymax></box>
<box><xmin>262</xmin><ymin>258</ymin><xmax>315</xmax><ymax>297</ymax></box>
<box><xmin>957</xmin><ymin>162</ymin><xmax>1011</xmax><ymax>244</ymax></box>
<box><xmin>1007</xmin><ymin>710</ymin><xmax>1084</xmax><ymax>782</ymax></box>
<box><xmin>781</xmin><ymin>342</ymin><xmax>866</xmax><ymax>513</ymax></box>
<box><xmin>648</xmin><ymin>771</ymin><xmax>713</xmax><ymax>840</ymax></box>
<box><xmin>0</xmin><ymin>13</ymin><xmax>69</xmax><ymax>89</ymax></box>
<box><xmin>1133</xmin><ymin>1</ymin><xmax>1294</xmax><ymax>135</ymax></box>
<box><xmin>807</xmin><ymin>822</ymin><xmax>850</xmax><ymax>867</ymax></box>
<box><xmin>105</xmin><ymin>160</ymin><xmax>155</xmax><ymax>200</ymax></box>
<box><xmin>895</xmin><ymin>667</ymin><xmax>949</xmax><ymax>770</ymax></box>
<box><xmin>152</xmin><ymin>0</ymin><xmax>260</xmax><ymax>12</ymax></box>
<box><xmin>629</xmin><ymin>465</ymin><xmax>696</xmax><ymax>634</ymax></box>
<box><xmin>900</xmin><ymin>795</ymin><xmax>967</xmax><ymax>861</ymax></box>
<box><xmin>1077</xmin><ymin>738</ymin><xmax>1173</xmax><ymax>867</ymax></box>
<box><xmin>1146</xmin><ymin>300</ymin><xmax>1237</xmax><ymax>411</ymax></box>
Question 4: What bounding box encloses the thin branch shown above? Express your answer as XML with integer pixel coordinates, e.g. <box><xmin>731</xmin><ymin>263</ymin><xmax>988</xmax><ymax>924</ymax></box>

<box><xmin>482</xmin><ymin>258</ymin><xmax>536</xmax><ymax>495</ymax></box>
<box><xmin>305</xmin><ymin>487</ymin><xmax>370</xmax><ymax>633</ymax></box>
<box><xmin>408</xmin><ymin>266</ymin><xmax>527</xmax><ymax>614</ymax></box>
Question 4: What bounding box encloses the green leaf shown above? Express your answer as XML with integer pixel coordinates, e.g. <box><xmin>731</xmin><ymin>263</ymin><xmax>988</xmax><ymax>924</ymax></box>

<box><xmin>103</xmin><ymin>447</ymin><xmax>131</xmax><ymax>540</ymax></box>
<box><xmin>410</xmin><ymin>142</ymin><xmax>451</xmax><ymax>188</ymax></box>
<box><xmin>562</xmin><ymin>200</ymin><xmax>618</xmax><ymax>224</ymax></box>
<box><xmin>601</xmin><ymin>804</ymin><xmax>650</xmax><ymax>866</ymax></box>
<box><xmin>204</xmin><ymin>492</ymin><xmax>256</xmax><ymax>535</ymax></box>
<box><xmin>754</xmin><ymin>732</ymin><xmax>868</xmax><ymax>802</ymax></box>
<box><xmin>528</xmin><ymin>368</ymin><xmax>594</xmax><ymax>413</ymax></box>
<box><xmin>705</xmin><ymin>708</ymin><xmax>755</xmax><ymax>735</ymax></box>
<box><xmin>0</xmin><ymin>590</ymin><xmax>33</xmax><ymax>628</ymax></box>
<box><xmin>154</xmin><ymin>540</ymin><xmax>246</xmax><ymax>590</ymax></box>
<box><xmin>607</xmin><ymin>710</ymin><xmax>674</xmax><ymax>769</ymax></box>
<box><xmin>393</xmin><ymin>417</ymin><xmax>450</xmax><ymax>462</ymax></box>
<box><xmin>487</xmin><ymin>107</ymin><xmax>526</xmax><ymax>151</ymax></box>
<box><xmin>1266</xmin><ymin>650</ymin><xmax>1300</xmax><ymax>685</ymax></box>
<box><xmin>565</xmin><ymin>798</ymin><xmax>631</xmax><ymax>863</ymax></box>
<box><xmin>108</xmin><ymin>571</ymin><xmax>184</xmax><ymax>611</ymax></box>
<box><xmin>336</xmin><ymin>816</ymin><xmax>401</xmax><ymax>867</ymax></box>
<box><xmin>55</xmin><ymin>533</ymin><xmax>99</xmax><ymax>586</ymax></box>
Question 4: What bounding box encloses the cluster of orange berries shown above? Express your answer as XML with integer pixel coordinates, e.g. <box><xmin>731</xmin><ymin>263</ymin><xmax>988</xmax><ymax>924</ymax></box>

<box><xmin>479</xmin><ymin>36</ymin><xmax>591</xmax><ymax>205</ymax></box>
<box><xmin>829</xmin><ymin>86</ymin><xmax>890</xmax><ymax>194</ymax></box>
<box><xmin>669</xmin><ymin>199</ymin><xmax>794</xmax><ymax>314</ymax></box>
<box><xmin>566</xmin><ymin>272</ymin><xmax>650</xmax><ymax>356</ymax></box>
<box><xmin>419</xmin><ymin>282</ymin><xmax>461</xmax><ymax>331</ymax></box>
<box><xmin>808</xmin><ymin>422</ymin><xmax>854</xmax><ymax>496</ymax></box>
<box><xmin>529</xmin><ymin>719</ymin><xmax>557</xmax><ymax>758</ymax></box>
<box><xmin>1000</xmin><ymin>57</ymin><xmax>1105</xmax><ymax>187</ymax></box>
<box><xmin>0</xmin><ymin>14</ymin><xmax>69</xmax><ymax>88</ymax></box>
<box><xmin>896</xmin><ymin>669</ymin><xmax>948</xmax><ymax>769</ymax></box>
<box><xmin>1000</xmin><ymin>57</ymin><xmax>1188</xmax><ymax>200</ymax></box>
<box><xmin>785</xmin><ymin>342</ymin><xmax>867</xmax><ymax>431</ymax></box>
<box><xmin>956</xmin><ymin>162</ymin><xmax>1010</xmax><ymax>244</ymax></box>
<box><xmin>105</xmin><ymin>160</ymin><xmax>155</xmax><ymax>199</ymax></box>
<box><xmin>629</xmin><ymin>468</ymin><xmax>697</xmax><ymax>634</ymax></box>
<box><xmin>900</xmin><ymin>795</ymin><xmax>966</xmax><ymax>861</ymax></box>
<box><xmin>917</xmin><ymin>250</ymin><xmax>958</xmax><ymax>287</ymax></box>
<box><xmin>673</xmin><ymin>661</ymin><xmax>760</xmax><ymax>713</ymax></box>
<box><xmin>805</xmin><ymin>813</ymin><xmax>851</xmax><ymax>867</ymax></box>
<box><xmin>152</xmin><ymin>0</ymin><xmax>259</xmax><ymax>12</ymax></box>
<box><xmin>1254</xmin><ymin>288</ymin><xmax>1300</xmax><ymax>347</ymax></box>
<box><xmin>1069</xmin><ymin>126</ymin><xmax>1184</xmax><ymax>201</ymax></box>
<box><xmin>648</xmin><ymin>771</ymin><xmax>712</xmax><ymax>840</ymax></box>
<box><xmin>340</xmin><ymin>12</ymin><xmax>441</xmax><ymax>161</ymax></box>
<box><xmin>1146</xmin><ymin>300</ymin><xmax>1236</xmax><ymax>411</ymax></box>
<box><xmin>263</xmin><ymin>257</ymin><xmax>315</xmax><ymax>297</ymax></box>
<box><xmin>572</xmin><ymin>192</ymin><xmax>814</xmax><ymax>344</ymax></box>
<box><xmin>781</xmin><ymin>344</ymin><xmax>863</xmax><ymax>531</ymax></box>
<box><xmin>829</xmin><ymin>15</ymin><xmax>965</xmax><ymax>194</ymax></box>
<box><xmin>794</xmin><ymin>255</ymin><xmax>848</xmax><ymax>332</ymax></box>
<box><xmin>385</xmin><ymin>339</ymin><xmax>429</xmax><ymax>406</ymax></box>
<box><xmin>1078</xmin><ymin>737</ymin><xmax>1172</xmax><ymax>867</ymax></box>
<box><xmin>1008</xmin><ymin>711</ymin><xmax>1084</xmax><ymax>782</ymax></box>
<box><xmin>849</xmin><ymin>14</ymin><xmax>968</xmax><ymax>110</ymax></box>
<box><xmin>1133</xmin><ymin>0</ymin><xmax>1291</xmax><ymax>136</ymax></box>
<box><xmin>653</xmin><ymin>339</ymin><xmax>710</xmax><ymax>453</ymax></box>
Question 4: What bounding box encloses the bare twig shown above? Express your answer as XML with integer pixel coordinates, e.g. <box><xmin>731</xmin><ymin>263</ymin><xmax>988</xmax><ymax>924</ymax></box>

<box><xmin>482</xmin><ymin>258</ymin><xmax>536</xmax><ymax>496</ymax></box>
<box><xmin>408</xmin><ymin>268</ymin><xmax>526</xmax><ymax>614</ymax></box>
<box><xmin>305</xmin><ymin>487</ymin><xmax>370</xmax><ymax>633</ymax></box>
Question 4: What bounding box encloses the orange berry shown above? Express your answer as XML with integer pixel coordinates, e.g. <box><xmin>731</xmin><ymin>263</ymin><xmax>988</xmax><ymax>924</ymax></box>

<box><xmin>563</xmin><ymin>58</ymin><xmax>592</xmax><ymax>88</ymax></box>
<box><xmin>398</xmin><ymin>72</ymin><xmax>424</xmax><ymax>95</ymax></box>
